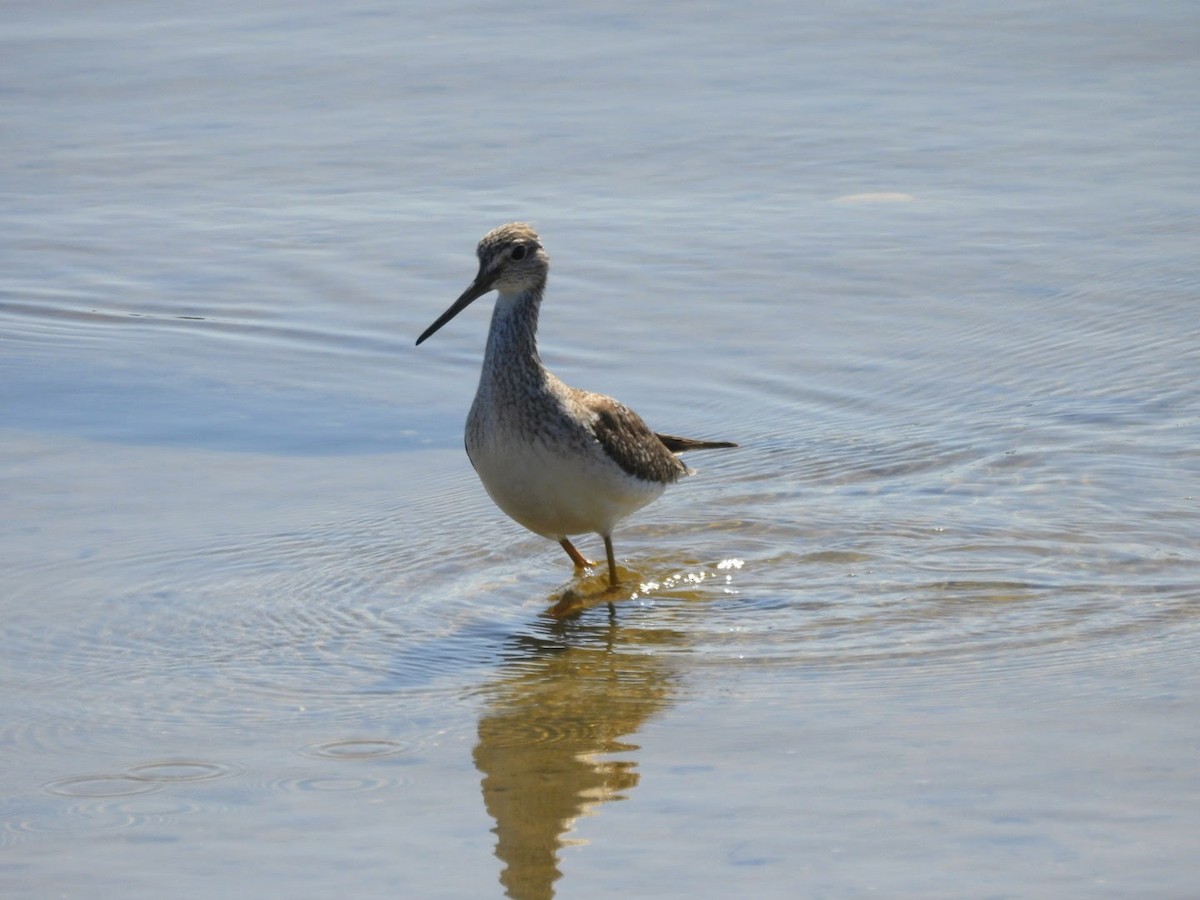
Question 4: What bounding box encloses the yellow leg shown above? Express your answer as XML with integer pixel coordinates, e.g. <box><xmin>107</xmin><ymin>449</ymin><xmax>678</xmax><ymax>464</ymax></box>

<box><xmin>603</xmin><ymin>534</ymin><xmax>619</xmax><ymax>588</ymax></box>
<box><xmin>559</xmin><ymin>537</ymin><xmax>595</xmax><ymax>569</ymax></box>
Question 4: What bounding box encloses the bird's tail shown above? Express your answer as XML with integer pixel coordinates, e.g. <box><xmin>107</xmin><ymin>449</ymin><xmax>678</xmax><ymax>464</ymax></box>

<box><xmin>656</xmin><ymin>433</ymin><xmax>738</xmax><ymax>454</ymax></box>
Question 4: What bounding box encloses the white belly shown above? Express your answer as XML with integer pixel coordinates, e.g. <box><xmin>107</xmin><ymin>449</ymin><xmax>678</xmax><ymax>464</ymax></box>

<box><xmin>467</xmin><ymin>419</ymin><xmax>665</xmax><ymax>539</ymax></box>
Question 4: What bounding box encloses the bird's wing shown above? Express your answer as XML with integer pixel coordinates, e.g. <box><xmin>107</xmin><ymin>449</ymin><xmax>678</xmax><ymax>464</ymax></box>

<box><xmin>577</xmin><ymin>392</ymin><xmax>690</xmax><ymax>485</ymax></box>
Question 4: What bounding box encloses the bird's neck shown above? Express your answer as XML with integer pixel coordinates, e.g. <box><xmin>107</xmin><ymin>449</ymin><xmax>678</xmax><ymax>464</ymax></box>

<box><xmin>481</xmin><ymin>286</ymin><xmax>546</xmax><ymax>380</ymax></box>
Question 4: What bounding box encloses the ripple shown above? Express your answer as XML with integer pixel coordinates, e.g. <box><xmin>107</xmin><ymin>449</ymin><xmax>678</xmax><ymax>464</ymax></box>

<box><xmin>3</xmin><ymin>340</ymin><xmax>1196</xmax><ymax>730</ymax></box>
<box><xmin>43</xmin><ymin>775</ymin><xmax>163</xmax><ymax>798</ymax></box>
<box><xmin>104</xmin><ymin>795</ymin><xmax>200</xmax><ymax>821</ymax></box>
<box><xmin>554</xmin><ymin>491</ymin><xmax>1200</xmax><ymax>698</ymax></box>
<box><xmin>0</xmin><ymin>288</ymin><xmax>410</xmax><ymax>364</ymax></box>
<box><xmin>126</xmin><ymin>760</ymin><xmax>240</xmax><ymax>784</ymax></box>
<box><xmin>475</xmin><ymin>718</ymin><xmax>605</xmax><ymax>751</ymax></box>
<box><xmin>274</xmin><ymin>774</ymin><xmax>398</xmax><ymax>793</ymax></box>
<box><xmin>0</xmin><ymin>490</ymin><xmax>512</xmax><ymax>734</ymax></box>
<box><xmin>7</xmin><ymin>471</ymin><xmax>1193</xmax><ymax>723</ymax></box>
<box><xmin>1</xmin><ymin>792</ymin><xmax>204</xmax><ymax>844</ymax></box>
<box><xmin>5</xmin><ymin>803</ymin><xmax>140</xmax><ymax>835</ymax></box>
<box><xmin>0</xmin><ymin>719</ymin><xmax>94</xmax><ymax>759</ymax></box>
<box><xmin>300</xmin><ymin>738</ymin><xmax>415</xmax><ymax>761</ymax></box>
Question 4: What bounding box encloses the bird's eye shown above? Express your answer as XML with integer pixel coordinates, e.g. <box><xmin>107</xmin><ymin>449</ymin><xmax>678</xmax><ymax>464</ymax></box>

<box><xmin>510</xmin><ymin>245</ymin><xmax>528</xmax><ymax>261</ymax></box>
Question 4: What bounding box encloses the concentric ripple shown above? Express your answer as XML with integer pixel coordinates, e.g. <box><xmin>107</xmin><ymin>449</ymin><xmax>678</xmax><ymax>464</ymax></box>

<box><xmin>301</xmin><ymin>738</ymin><xmax>416</xmax><ymax>761</ymax></box>
<box><xmin>43</xmin><ymin>775</ymin><xmax>164</xmax><ymax>799</ymax></box>
<box><xmin>126</xmin><ymin>760</ymin><xmax>242</xmax><ymax>784</ymax></box>
<box><xmin>273</xmin><ymin>774</ymin><xmax>398</xmax><ymax>794</ymax></box>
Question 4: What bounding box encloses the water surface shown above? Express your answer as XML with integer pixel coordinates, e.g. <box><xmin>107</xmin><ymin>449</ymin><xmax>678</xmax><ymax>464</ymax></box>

<box><xmin>2</xmin><ymin>1</ymin><xmax>1198</xmax><ymax>897</ymax></box>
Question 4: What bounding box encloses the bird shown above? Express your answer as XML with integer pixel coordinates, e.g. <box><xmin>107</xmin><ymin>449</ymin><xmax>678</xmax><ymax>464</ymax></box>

<box><xmin>416</xmin><ymin>223</ymin><xmax>736</xmax><ymax>589</ymax></box>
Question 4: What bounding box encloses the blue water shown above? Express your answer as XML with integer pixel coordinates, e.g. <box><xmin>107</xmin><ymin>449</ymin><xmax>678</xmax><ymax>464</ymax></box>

<box><xmin>3</xmin><ymin>1</ymin><xmax>1198</xmax><ymax>897</ymax></box>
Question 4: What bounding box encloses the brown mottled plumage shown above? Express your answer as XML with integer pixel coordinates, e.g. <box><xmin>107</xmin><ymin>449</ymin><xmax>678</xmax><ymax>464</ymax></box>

<box><xmin>416</xmin><ymin>223</ymin><xmax>735</xmax><ymax>590</ymax></box>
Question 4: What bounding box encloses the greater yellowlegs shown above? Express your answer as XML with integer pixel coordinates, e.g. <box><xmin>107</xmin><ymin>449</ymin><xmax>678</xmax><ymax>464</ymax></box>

<box><xmin>416</xmin><ymin>223</ymin><xmax>735</xmax><ymax>588</ymax></box>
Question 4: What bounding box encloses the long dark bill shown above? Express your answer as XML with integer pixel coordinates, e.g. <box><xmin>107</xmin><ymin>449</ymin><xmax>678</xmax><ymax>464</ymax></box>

<box><xmin>415</xmin><ymin>269</ymin><xmax>495</xmax><ymax>346</ymax></box>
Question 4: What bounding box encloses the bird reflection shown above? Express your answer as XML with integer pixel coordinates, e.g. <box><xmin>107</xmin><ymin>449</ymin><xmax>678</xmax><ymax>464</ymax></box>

<box><xmin>473</xmin><ymin>612</ymin><xmax>683</xmax><ymax>900</ymax></box>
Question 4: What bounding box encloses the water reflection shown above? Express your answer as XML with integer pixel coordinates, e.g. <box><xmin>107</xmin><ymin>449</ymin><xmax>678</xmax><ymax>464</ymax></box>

<box><xmin>473</xmin><ymin>614</ymin><xmax>683</xmax><ymax>900</ymax></box>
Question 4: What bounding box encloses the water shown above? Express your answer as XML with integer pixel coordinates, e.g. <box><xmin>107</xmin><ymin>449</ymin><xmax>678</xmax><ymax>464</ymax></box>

<box><xmin>3</xmin><ymin>1</ymin><xmax>1198</xmax><ymax>897</ymax></box>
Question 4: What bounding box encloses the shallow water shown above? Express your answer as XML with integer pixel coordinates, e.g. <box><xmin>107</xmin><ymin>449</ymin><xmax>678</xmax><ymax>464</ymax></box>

<box><xmin>3</xmin><ymin>0</ymin><xmax>1199</xmax><ymax>897</ymax></box>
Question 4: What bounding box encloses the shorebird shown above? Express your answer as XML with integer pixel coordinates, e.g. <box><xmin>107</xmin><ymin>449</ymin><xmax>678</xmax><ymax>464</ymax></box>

<box><xmin>416</xmin><ymin>223</ymin><xmax>735</xmax><ymax>589</ymax></box>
